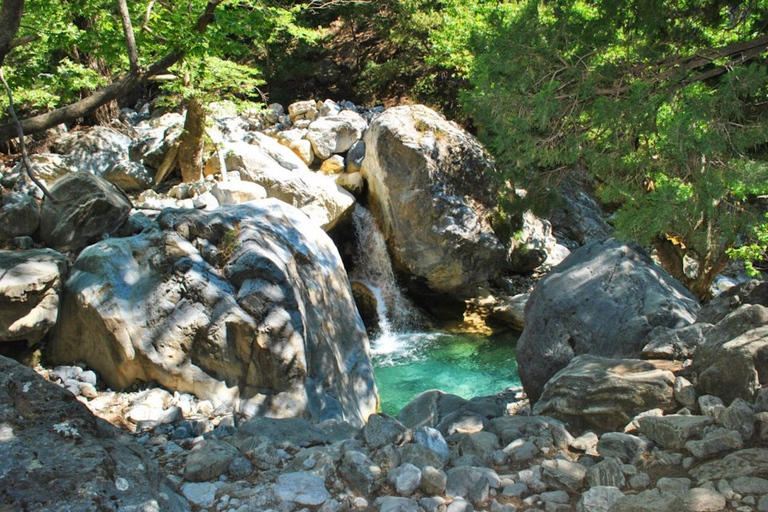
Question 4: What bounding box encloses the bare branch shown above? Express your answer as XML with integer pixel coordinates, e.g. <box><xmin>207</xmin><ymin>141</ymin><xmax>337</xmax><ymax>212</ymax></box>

<box><xmin>9</xmin><ymin>33</ymin><xmax>38</xmax><ymax>49</ymax></box>
<box><xmin>0</xmin><ymin>66</ymin><xmax>59</xmax><ymax>202</ymax></box>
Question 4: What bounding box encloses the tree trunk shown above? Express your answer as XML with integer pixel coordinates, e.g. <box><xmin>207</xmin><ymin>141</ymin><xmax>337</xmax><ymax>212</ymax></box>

<box><xmin>0</xmin><ymin>0</ymin><xmax>24</xmax><ymax>66</ymax></box>
<box><xmin>178</xmin><ymin>96</ymin><xmax>205</xmax><ymax>183</ymax></box>
<box><xmin>652</xmin><ymin>234</ymin><xmax>727</xmax><ymax>302</ymax></box>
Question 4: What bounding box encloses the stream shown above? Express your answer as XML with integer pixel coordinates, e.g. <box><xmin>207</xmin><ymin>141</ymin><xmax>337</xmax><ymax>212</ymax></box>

<box><xmin>350</xmin><ymin>205</ymin><xmax>522</xmax><ymax>416</ymax></box>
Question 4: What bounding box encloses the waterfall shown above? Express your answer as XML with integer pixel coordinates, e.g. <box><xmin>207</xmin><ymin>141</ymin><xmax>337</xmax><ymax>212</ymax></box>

<box><xmin>350</xmin><ymin>205</ymin><xmax>421</xmax><ymax>340</ymax></box>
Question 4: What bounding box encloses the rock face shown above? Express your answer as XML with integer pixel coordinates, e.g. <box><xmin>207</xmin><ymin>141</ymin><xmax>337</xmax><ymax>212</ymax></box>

<box><xmin>51</xmin><ymin>126</ymin><xmax>133</xmax><ymax>176</ymax></box>
<box><xmin>362</xmin><ymin>105</ymin><xmax>507</xmax><ymax>300</ymax></box>
<box><xmin>517</xmin><ymin>239</ymin><xmax>699</xmax><ymax>402</ymax></box>
<box><xmin>48</xmin><ymin>200</ymin><xmax>377</xmax><ymax>426</ymax></box>
<box><xmin>0</xmin><ymin>355</ymin><xmax>189</xmax><ymax>512</ymax></box>
<box><xmin>39</xmin><ymin>172</ymin><xmax>132</xmax><ymax>253</ymax></box>
<box><xmin>0</xmin><ymin>249</ymin><xmax>67</xmax><ymax>345</ymax></box>
<box><xmin>533</xmin><ymin>355</ymin><xmax>678</xmax><ymax>432</ymax></box>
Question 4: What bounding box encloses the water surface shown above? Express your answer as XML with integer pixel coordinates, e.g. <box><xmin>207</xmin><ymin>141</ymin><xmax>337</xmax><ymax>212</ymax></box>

<box><xmin>371</xmin><ymin>330</ymin><xmax>520</xmax><ymax>416</ymax></box>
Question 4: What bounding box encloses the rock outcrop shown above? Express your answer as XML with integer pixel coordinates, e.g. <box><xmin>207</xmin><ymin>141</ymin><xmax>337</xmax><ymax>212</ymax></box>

<box><xmin>0</xmin><ymin>355</ymin><xmax>189</xmax><ymax>512</ymax></box>
<box><xmin>517</xmin><ymin>239</ymin><xmax>700</xmax><ymax>403</ymax></box>
<box><xmin>362</xmin><ymin>105</ymin><xmax>507</xmax><ymax>301</ymax></box>
<box><xmin>47</xmin><ymin>200</ymin><xmax>377</xmax><ymax>426</ymax></box>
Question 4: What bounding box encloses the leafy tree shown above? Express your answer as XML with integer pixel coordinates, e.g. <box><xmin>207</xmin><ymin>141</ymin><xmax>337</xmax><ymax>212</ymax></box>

<box><xmin>461</xmin><ymin>0</ymin><xmax>768</xmax><ymax>299</ymax></box>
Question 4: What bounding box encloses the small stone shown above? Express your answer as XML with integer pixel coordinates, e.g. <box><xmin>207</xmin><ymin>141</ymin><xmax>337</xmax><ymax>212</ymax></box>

<box><xmin>597</xmin><ymin>432</ymin><xmax>648</xmax><ymax>464</ymax></box>
<box><xmin>628</xmin><ymin>473</ymin><xmax>651</xmax><ymax>489</ymax></box>
<box><xmin>182</xmin><ymin>482</ymin><xmax>218</xmax><ymax>508</ymax></box>
<box><xmin>722</xmin><ymin>398</ymin><xmax>755</xmax><ymax>441</ymax></box>
<box><xmin>388</xmin><ymin>463</ymin><xmax>422</xmax><ymax>496</ymax></box>
<box><xmin>373</xmin><ymin>496</ymin><xmax>420</xmax><ymax>512</ymax></box>
<box><xmin>413</xmin><ymin>426</ymin><xmax>450</xmax><ymax>462</ymax></box>
<box><xmin>446</xmin><ymin>497</ymin><xmax>474</xmax><ymax>512</ymax></box>
<box><xmin>684</xmin><ymin>428</ymin><xmax>743</xmax><ymax>459</ymax></box>
<box><xmin>275</xmin><ymin>472</ymin><xmax>331</xmax><ymax>506</ymax></box>
<box><xmin>319</xmin><ymin>155</ymin><xmax>345</xmax><ymax>175</ymax></box>
<box><xmin>717</xmin><ymin>479</ymin><xmax>734</xmax><ymax>500</ymax></box>
<box><xmin>698</xmin><ymin>395</ymin><xmax>726</xmax><ymax>421</ymax></box>
<box><xmin>571</xmin><ymin>432</ymin><xmax>599</xmax><ymax>454</ymax></box>
<box><xmin>503</xmin><ymin>483</ymin><xmax>528</xmax><ymax>498</ymax></box>
<box><xmin>656</xmin><ymin>477</ymin><xmax>691</xmax><ymax>494</ymax></box>
<box><xmin>421</xmin><ymin>466</ymin><xmax>447</xmax><ymax>495</ymax></box>
<box><xmin>586</xmin><ymin>457</ymin><xmax>625</xmax><ymax>489</ymax></box>
<box><xmin>731</xmin><ymin>476</ymin><xmax>768</xmax><ymax>495</ymax></box>
<box><xmin>757</xmin><ymin>494</ymin><xmax>768</xmax><ymax>511</ymax></box>
<box><xmin>185</xmin><ymin>439</ymin><xmax>238</xmax><ymax>482</ymax></box>
<box><xmin>577</xmin><ymin>486</ymin><xmax>624</xmax><ymax>512</ymax></box>
<box><xmin>228</xmin><ymin>456</ymin><xmax>253</xmax><ymax>479</ymax></box>
<box><xmin>419</xmin><ymin>496</ymin><xmax>446</xmax><ymax>512</ymax></box>
<box><xmin>637</xmin><ymin>415</ymin><xmax>713</xmax><ymax>450</ymax></box>
<box><xmin>683</xmin><ymin>487</ymin><xmax>727</xmax><ymax>512</ymax></box>
<box><xmin>542</xmin><ymin>459</ymin><xmax>587</xmax><ymax>492</ymax></box>
<box><xmin>541</xmin><ymin>490</ymin><xmax>569</xmax><ymax>504</ymax></box>
<box><xmin>674</xmin><ymin>376</ymin><xmax>697</xmax><ymax>407</ymax></box>
<box><xmin>504</xmin><ymin>439</ymin><xmax>539</xmax><ymax>462</ymax></box>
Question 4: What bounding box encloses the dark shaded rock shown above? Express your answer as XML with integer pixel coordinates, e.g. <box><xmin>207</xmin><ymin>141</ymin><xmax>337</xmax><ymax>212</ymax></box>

<box><xmin>39</xmin><ymin>172</ymin><xmax>132</xmax><ymax>253</ymax></box>
<box><xmin>697</xmin><ymin>280</ymin><xmax>768</xmax><ymax>325</ymax></box>
<box><xmin>0</xmin><ymin>354</ymin><xmax>189</xmax><ymax>512</ymax></box>
<box><xmin>517</xmin><ymin>239</ymin><xmax>699</xmax><ymax>403</ymax></box>
<box><xmin>0</xmin><ymin>192</ymin><xmax>40</xmax><ymax>241</ymax></box>
<box><xmin>0</xmin><ymin>249</ymin><xmax>67</xmax><ymax>345</ymax></box>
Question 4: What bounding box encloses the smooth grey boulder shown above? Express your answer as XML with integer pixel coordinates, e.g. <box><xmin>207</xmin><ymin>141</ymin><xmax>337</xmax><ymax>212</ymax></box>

<box><xmin>364</xmin><ymin>414</ymin><xmax>409</xmax><ymax>449</ymax></box>
<box><xmin>340</xmin><ymin>450</ymin><xmax>383</xmax><ymax>495</ymax></box>
<box><xmin>275</xmin><ymin>471</ymin><xmax>331</xmax><ymax>506</ymax></box>
<box><xmin>48</xmin><ymin>200</ymin><xmax>378</xmax><ymax>426</ymax></box>
<box><xmin>363</xmin><ymin>105</ymin><xmax>507</xmax><ymax>301</ymax></box>
<box><xmin>533</xmin><ymin>355</ymin><xmax>678</xmax><ymax>432</ymax></box>
<box><xmin>184</xmin><ymin>439</ymin><xmax>238</xmax><ymax>482</ymax></box>
<box><xmin>697</xmin><ymin>280</ymin><xmax>768</xmax><ymax>325</ymax></box>
<box><xmin>0</xmin><ymin>355</ymin><xmax>189</xmax><ymax>512</ymax></box>
<box><xmin>397</xmin><ymin>389</ymin><xmax>504</xmax><ymax>433</ymax></box>
<box><xmin>0</xmin><ymin>249</ymin><xmax>67</xmax><ymax>345</ymax></box>
<box><xmin>517</xmin><ymin>239</ymin><xmax>699</xmax><ymax>403</ymax></box>
<box><xmin>0</xmin><ymin>192</ymin><xmax>40</xmax><ymax>241</ymax></box>
<box><xmin>39</xmin><ymin>172</ymin><xmax>132</xmax><ymax>253</ymax></box>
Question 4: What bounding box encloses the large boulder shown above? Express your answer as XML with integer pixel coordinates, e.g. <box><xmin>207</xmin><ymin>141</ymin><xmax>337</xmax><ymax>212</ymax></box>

<box><xmin>222</xmin><ymin>139</ymin><xmax>355</xmax><ymax>231</ymax></box>
<box><xmin>39</xmin><ymin>172</ymin><xmax>132</xmax><ymax>253</ymax></box>
<box><xmin>0</xmin><ymin>249</ymin><xmax>67</xmax><ymax>345</ymax></box>
<box><xmin>3</xmin><ymin>153</ymin><xmax>74</xmax><ymax>200</ymax></box>
<box><xmin>0</xmin><ymin>354</ymin><xmax>189</xmax><ymax>512</ymax></box>
<box><xmin>533</xmin><ymin>355</ymin><xmax>678</xmax><ymax>432</ymax></box>
<box><xmin>47</xmin><ymin>200</ymin><xmax>378</xmax><ymax>426</ymax></box>
<box><xmin>517</xmin><ymin>239</ymin><xmax>699</xmax><ymax>403</ymax></box>
<box><xmin>52</xmin><ymin>125</ymin><xmax>133</xmax><ymax>175</ymax></box>
<box><xmin>306</xmin><ymin>110</ymin><xmax>367</xmax><ymax>159</ymax></box>
<box><xmin>362</xmin><ymin>105</ymin><xmax>507</xmax><ymax>301</ymax></box>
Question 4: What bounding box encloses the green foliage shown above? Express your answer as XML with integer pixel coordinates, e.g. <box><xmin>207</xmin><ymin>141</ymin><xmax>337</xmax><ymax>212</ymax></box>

<box><xmin>461</xmin><ymin>0</ymin><xmax>768</xmax><ymax>291</ymax></box>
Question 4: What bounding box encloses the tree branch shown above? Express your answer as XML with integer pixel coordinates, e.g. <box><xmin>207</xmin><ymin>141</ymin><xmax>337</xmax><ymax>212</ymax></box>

<box><xmin>0</xmin><ymin>0</ymin><xmax>224</xmax><ymax>145</ymax></box>
<box><xmin>0</xmin><ymin>66</ymin><xmax>58</xmax><ymax>202</ymax></box>
<box><xmin>117</xmin><ymin>0</ymin><xmax>139</xmax><ymax>73</ymax></box>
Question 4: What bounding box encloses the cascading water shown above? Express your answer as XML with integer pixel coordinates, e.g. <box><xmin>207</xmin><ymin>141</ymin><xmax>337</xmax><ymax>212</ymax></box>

<box><xmin>350</xmin><ymin>205</ymin><xmax>521</xmax><ymax>415</ymax></box>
